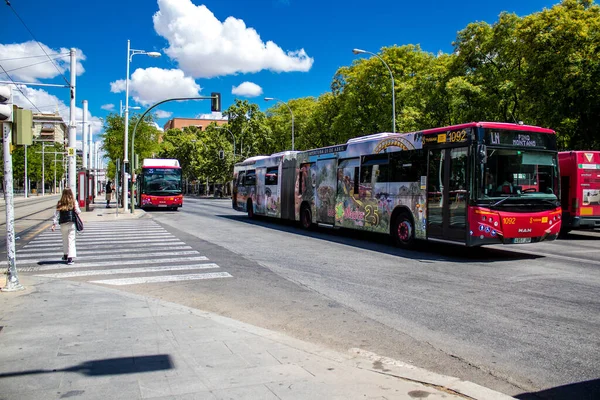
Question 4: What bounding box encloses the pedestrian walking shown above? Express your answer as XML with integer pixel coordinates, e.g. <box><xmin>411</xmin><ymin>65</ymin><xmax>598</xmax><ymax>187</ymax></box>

<box><xmin>51</xmin><ymin>188</ymin><xmax>81</xmax><ymax>265</ymax></box>
<box><xmin>106</xmin><ymin>180</ymin><xmax>114</xmax><ymax>208</ymax></box>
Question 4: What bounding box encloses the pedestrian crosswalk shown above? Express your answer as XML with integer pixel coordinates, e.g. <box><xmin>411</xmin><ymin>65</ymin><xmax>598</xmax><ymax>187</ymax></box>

<box><xmin>9</xmin><ymin>220</ymin><xmax>233</xmax><ymax>286</ymax></box>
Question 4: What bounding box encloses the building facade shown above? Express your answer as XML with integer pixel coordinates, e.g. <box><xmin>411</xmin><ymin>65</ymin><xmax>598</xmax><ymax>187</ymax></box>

<box><xmin>163</xmin><ymin>117</ymin><xmax>228</xmax><ymax>132</ymax></box>
<box><xmin>32</xmin><ymin>112</ymin><xmax>67</xmax><ymax>144</ymax></box>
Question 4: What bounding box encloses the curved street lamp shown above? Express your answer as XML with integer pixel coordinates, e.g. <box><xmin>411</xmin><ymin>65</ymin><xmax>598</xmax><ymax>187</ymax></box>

<box><xmin>264</xmin><ymin>97</ymin><xmax>294</xmax><ymax>151</ymax></box>
<box><xmin>352</xmin><ymin>48</ymin><xmax>396</xmax><ymax>133</ymax></box>
<box><xmin>122</xmin><ymin>40</ymin><xmax>161</xmax><ymax>212</ymax></box>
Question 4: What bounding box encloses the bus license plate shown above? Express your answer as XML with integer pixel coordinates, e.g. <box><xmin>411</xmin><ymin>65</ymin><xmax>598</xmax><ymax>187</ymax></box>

<box><xmin>158</xmin><ymin>204</ymin><xmax>167</xmax><ymax>207</ymax></box>
<box><xmin>514</xmin><ymin>238</ymin><xmax>532</xmax><ymax>244</ymax></box>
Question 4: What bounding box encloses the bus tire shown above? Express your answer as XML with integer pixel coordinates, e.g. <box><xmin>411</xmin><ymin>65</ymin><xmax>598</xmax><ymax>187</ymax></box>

<box><xmin>247</xmin><ymin>200</ymin><xmax>254</xmax><ymax>218</ymax></box>
<box><xmin>301</xmin><ymin>204</ymin><xmax>312</xmax><ymax>230</ymax></box>
<box><xmin>392</xmin><ymin>212</ymin><xmax>414</xmax><ymax>249</ymax></box>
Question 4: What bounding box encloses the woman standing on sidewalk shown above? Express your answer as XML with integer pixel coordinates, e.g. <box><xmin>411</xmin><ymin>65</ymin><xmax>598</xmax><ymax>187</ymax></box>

<box><xmin>51</xmin><ymin>188</ymin><xmax>81</xmax><ymax>265</ymax></box>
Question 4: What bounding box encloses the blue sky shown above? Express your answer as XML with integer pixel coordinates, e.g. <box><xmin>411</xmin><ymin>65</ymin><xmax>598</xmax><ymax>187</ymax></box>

<box><xmin>1</xmin><ymin>0</ymin><xmax>562</xmax><ymax>142</ymax></box>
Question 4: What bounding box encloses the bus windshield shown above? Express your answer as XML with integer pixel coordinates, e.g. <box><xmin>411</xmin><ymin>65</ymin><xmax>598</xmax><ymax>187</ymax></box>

<box><xmin>477</xmin><ymin>148</ymin><xmax>559</xmax><ymax>205</ymax></box>
<box><xmin>142</xmin><ymin>168</ymin><xmax>182</xmax><ymax>195</ymax></box>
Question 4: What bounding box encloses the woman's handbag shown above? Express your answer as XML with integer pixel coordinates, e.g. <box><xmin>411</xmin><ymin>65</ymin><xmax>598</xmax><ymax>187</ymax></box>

<box><xmin>75</xmin><ymin>213</ymin><xmax>84</xmax><ymax>232</ymax></box>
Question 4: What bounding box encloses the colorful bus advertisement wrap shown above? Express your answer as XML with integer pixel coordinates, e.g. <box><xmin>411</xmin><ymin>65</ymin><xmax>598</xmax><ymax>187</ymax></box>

<box><xmin>234</xmin><ymin>122</ymin><xmax>562</xmax><ymax>248</ymax></box>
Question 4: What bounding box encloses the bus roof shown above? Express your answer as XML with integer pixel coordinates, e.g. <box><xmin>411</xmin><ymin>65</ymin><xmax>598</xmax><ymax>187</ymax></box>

<box><xmin>142</xmin><ymin>158</ymin><xmax>181</xmax><ymax>168</ymax></box>
<box><xmin>418</xmin><ymin>122</ymin><xmax>555</xmax><ymax>135</ymax></box>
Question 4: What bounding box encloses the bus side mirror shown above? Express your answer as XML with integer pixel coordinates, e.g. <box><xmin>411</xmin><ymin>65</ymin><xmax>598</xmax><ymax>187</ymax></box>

<box><xmin>478</xmin><ymin>144</ymin><xmax>487</xmax><ymax>164</ymax></box>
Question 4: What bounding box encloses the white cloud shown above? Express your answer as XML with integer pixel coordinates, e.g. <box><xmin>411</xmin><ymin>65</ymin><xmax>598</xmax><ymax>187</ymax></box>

<box><xmin>153</xmin><ymin>0</ymin><xmax>313</xmax><ymax>78</ymax></box>
<box><xmin>101</xmin><ymin>103</ymin><xmax>115</xmax><ymax>111</ymax></box>
<box><xmin>110</xmin><ymin>67</ymin><xmax>201</xmax><ymax>106</ymax></box>
<box><xmin>152</xmin><ymin>122</ymin><xmax>165</xmax><ymax>132</ymax></box>
<box><xmin>0</xmin><ymin>41</ymin><xmax>86</xmax><ymax>82</ymax></box>
<box><xmin>232</xmin><ymin>81</ymin><xmax>263</xmax><ymax>97</ymax></box>
<box><xmin>11</xmin><ymin>84</ymin><xmax>102</xmax><ymax>140</ymax></box>
<box><xmin>155</xmin><ymin>110</ymin><xmax>173</xmax><ymax>119</ymax></box>
<box><xmin>195</xmin><ymin>112</ymin><xmax>226</xmax><ymax>120</ymax></box>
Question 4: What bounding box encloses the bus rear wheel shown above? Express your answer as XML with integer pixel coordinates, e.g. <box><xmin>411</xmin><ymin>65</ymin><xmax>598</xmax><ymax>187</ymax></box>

<box><xmin>392</xmin><ymin>212</ymin><xmax>414</xmax><ymax>249</ymax></box>
<box><xmin>247</xmin><ymin>200</ymin><xmax>254</xmax><ymax>218</ymax></box>
<box><xmin>301</xmin><ymin>204</ymin><xmax>312</xmax><ymax>229</ymax></box>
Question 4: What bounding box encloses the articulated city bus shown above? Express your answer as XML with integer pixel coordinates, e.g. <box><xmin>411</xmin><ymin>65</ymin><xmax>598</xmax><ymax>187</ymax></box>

<box><xmin>233</xmin><ymin>122</ymin><xmax>562</xmax><ymax>247</ymax></box>
<box><xmin>559</xmin><ymin>151</ymin><xmax>600</xmax><ymax>233</ymax></box>
<box><xmin>136</xmin><ymin>158</ymin><xmax>183</xmax><ymax>211</ymax></box>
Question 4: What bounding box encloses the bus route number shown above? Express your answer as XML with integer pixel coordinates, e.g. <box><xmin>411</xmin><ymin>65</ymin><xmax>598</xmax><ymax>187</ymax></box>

<box><xmin>437</xmin><ymin>130</ymin><xmax>468</xmax><ymax>144</ymax></box>
<box><xmin>448</xmin><ymin>130</ymin><xmax>467</xmax><ymax>143</ymax></box>
<box><xmin>503</xmin><ymin>217</ymin><xmax>516</xmax><ymax>225</ymax></box>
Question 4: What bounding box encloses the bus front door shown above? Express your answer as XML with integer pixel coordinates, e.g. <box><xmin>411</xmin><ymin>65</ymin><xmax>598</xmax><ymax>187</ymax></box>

<box><xmin>427</xmin><ymin>147</ymin><xmax>468</xmax><ymax>243</ymax></box>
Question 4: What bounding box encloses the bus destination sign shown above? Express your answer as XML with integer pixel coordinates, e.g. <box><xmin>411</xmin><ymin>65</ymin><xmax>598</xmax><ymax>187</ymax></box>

<box><xmin>485</xmin><ymin>129</ymin><xmax>555</xmax><ymax>150</ymax></box>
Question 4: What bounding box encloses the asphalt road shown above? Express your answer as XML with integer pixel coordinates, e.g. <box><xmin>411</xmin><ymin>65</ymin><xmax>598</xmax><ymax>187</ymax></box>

<box><xmin>0</xmin><ymin>194</ymin><xmax>59</xmax><ymax>248</ymax></box>
<box><xmin>129</xmin><ymin>197</ymin><xmax>599</xmax><ymax>398</ymax></box>
<box><xmin>8</xmin><ymin>196</ymin><xmax>599</xmax><ymax>398</ymax></box>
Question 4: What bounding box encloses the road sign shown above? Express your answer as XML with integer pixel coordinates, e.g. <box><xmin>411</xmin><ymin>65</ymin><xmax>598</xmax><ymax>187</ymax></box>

<box><xmin>67</xmin><ymin>147</ymin><xmax>75</xmax><ymax>156</ymax></box>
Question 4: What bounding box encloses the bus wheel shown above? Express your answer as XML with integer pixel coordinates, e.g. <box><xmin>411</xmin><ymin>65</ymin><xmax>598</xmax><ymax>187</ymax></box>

<box><xmin>247</xmin><ymin>200</ymin><xmax>254</xmax><ymax>218</ymax></box>
<box><xmin>301</xmin><ymin>204</ymin><xmax>312</xmax><ymax>229</ymax></box>
<box><xmin>392</xmin><ymin>213</ymin><xmax>414</xmax><ymax>248</ymax></box>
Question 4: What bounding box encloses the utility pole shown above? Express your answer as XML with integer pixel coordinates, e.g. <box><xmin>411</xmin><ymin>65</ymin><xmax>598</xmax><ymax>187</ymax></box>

<box><xmin>82</xmin><ymin>100</ymin><xmax>88</xmax><ymax>169</ymax></box>
<box><xmin>68</xmin><ymin>48</ymin><xmax>77</xmax><ymax>190</ymax></box>
<box><xmin>24</xmin><ymin>144</ymin><xmax>28</xmax><ymax>198</ymax></box>
<box><xmin>2</xmin><ymin>105</ymin><xmax>24</xmax><ymax>291</ymax></box>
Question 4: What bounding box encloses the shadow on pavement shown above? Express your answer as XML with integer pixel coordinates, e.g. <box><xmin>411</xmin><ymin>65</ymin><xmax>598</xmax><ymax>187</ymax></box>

<box><xmin>216</xmin><ymin>214</ymin><xmax>544</xmax><ymax>263</ymax></box>
<box><xmin>0</xmin><ymin>354</ymin><xmax>173</xmax><ymax>378</ymax></box>
<box><xmin>515</xmin><ymin>378</ymin><xmax>600</xmax><ymax>400</ymax></box>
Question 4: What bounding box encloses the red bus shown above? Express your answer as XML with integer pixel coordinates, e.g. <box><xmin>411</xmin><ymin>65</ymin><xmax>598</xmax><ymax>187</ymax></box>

<box><xmin>559</xmin><ymin>151</ymin><xmax>600</xmax><ymax>233</ymax></box>
<box><xmin>136</xmin><ymin>158</ymin><xmax>183</xmax><ymax>211</ymax></box>
<box><xmin>233</xmin><ymin>122</ymin><xmax>562</xmax><ymax>248</ymax></box>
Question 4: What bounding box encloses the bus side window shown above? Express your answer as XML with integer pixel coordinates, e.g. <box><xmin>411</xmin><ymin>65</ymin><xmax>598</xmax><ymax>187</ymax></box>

<box><xmin>266</xmin><ymin>167</ymin><xmax>278</xmax><ymax>185</ymax></box>
<box><xmin>299</xmin><ymin>163</ymin><xmax>310</xmax><ymax>195</ymax></box>
<box><xmin>237</xmin><ymin>171</ymin><xmax>245</xmax><ymax>186</ymax></box>
<box><xmin>245</xmin><ymin>170</ymin><xmax>256</xmax><ymax>186</ymax></box>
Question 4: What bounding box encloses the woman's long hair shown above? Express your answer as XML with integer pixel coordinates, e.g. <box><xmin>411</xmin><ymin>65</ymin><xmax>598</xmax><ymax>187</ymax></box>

<box><xmin>57</xmin><ymin>188</ymin><xmax>76</xmax><ymax>211</ymax></box>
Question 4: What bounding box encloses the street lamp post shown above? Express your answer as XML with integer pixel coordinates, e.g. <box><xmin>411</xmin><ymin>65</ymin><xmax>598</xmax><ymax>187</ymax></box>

<box><xmin>123</xmin><ymin>39</ymin><xmax>161</xmax><ymax>212</ymax></box>
<box><xmin>264</xmin><ymin>97</ymin><xmax>294</xmax><ymax>151</ymax></box>
<box><xmin>120</xmin><ymin>101</ymin><xmax>140</xmax><ymax>117</ymax></box>
<box><xmin>352</xmin><ymin>48</ymin><xmax>396</xmax><ymax>133</ymax></box>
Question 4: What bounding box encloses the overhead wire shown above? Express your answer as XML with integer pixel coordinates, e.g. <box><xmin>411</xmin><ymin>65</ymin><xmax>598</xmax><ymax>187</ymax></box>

<box><xmin>4</xmin><ymin>0</ymin><xmax>71</xmax><ymax>85</ymax></box>
<box><xmin>1</xmin><ymin>55</ymin><xmax>69</xmax><ymax>74</ymax></box>
<box><xmin>0</xmin><ymin>52</ymin><xmax>70</xmax><ymax>62</ymax></box>
<box><xmin>0</xmin><ymin>63</ymin><xmax>42</xmax><ymax>113</ymax></box>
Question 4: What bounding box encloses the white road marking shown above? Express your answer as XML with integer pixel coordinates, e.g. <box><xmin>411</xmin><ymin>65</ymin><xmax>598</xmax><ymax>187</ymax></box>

<box><xmin>36</xmin><ymin>263</ymin><xmax>220</xmax><ymax>278</ymax></box>
<box><xmin>90</xmin><ymin>272</ymin><xmax>233</xmax><ymax>286</ymax></box>
<box><xmin>17</xmin><ymin>256</ymin><xmax>209</xmax><ymax>272</ymax></box>
<box><xmin>18</xmin><ymin>245</ymin><xmax>193</xmax><ymax>256</ymax></box>
<box><xmin>23</xmin><ymin>238</ymin><xmax>182</xmax><ymax>248</ymax></box>
<box><xmin>1</xmin><ymin>251</ymin><xmax>201</xmax><ymax>265</ymax></box>
<box><xmin>29</xmin><ymin>233</ymin><xmax>173</xmax><ymax>243</ymax></box>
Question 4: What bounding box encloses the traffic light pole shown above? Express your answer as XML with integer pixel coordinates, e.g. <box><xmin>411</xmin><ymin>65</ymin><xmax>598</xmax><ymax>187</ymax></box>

<box><xmin>129</xmin><ymin>94</ymin><xmax>220</xmax><ymax>213</ymax></box>
<box><xmin>2</xmin><ymin>121</ymin><xmax>24</xmax><ymax>291</ymax></box>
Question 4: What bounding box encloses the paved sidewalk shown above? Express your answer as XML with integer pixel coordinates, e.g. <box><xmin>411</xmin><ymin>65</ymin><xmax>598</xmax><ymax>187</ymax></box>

<box><xmin>82</xmin><ymin>201</ymin><xmax>148</xmax><ymax>223</ymax></box>
<box><xmin>0</xmin><ymin>275</ymin><xmax>514</xmax><ymax>400</ymax></box>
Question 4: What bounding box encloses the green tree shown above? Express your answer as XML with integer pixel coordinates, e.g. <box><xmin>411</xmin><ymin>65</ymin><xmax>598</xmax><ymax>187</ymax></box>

<box><xmin>100</xmin><ymin>112</ymin><xmax>161</xmax><ymax>172</ymax></box>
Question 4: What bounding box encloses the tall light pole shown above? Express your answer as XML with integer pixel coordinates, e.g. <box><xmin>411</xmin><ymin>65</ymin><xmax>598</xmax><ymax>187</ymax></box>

<box><xmin>264</xmin><ymin>97</ymin><xmax>294</xmax><ymax>150</ymax></box>
<box><xmin>120</xmin><ymin>101</ymin><xmax>140</xmax><ymax>117</ymax></box>
<box><xmin>352</xmin><ymin>48</ymin><xmax>396</xmax><ymax>133</ymax></box>
<box><xmin>123</xmin><ymin>40</ymin><xmax>161</xmax><ymax>212</ymax></box>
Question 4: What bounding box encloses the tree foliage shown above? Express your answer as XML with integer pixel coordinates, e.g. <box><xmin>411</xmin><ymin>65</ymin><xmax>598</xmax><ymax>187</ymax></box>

<box><xmin>97</xmin><ymin>0</ymin><xmax>599</xmax><ymax>189</ymax></box>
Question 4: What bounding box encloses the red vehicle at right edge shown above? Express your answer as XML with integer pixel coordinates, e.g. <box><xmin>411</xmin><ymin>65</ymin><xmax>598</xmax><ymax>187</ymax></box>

<box><xmin>559</xmin><ymin>151</ymin><xmax>600</xmax><ymax>234</ymax></box>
